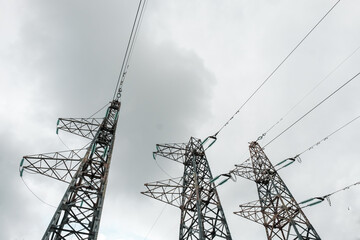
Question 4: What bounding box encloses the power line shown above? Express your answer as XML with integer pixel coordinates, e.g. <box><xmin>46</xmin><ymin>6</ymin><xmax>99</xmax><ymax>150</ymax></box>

<box><xmin>213</xmin><ymin>113</ymin><xmax>360</xmax><ymax>184</ymax></box>
<box><xmin>57</xmin><ymin>134</ymin><xmax>92</xmax><ymax>154</ymax></box>
<box><xmin>212</xmin><ymin>0</ymin><xmax>341</xmax><ymax>138</ymax></box>
<box><xmin>20</xmin><ymin>176</ymin><xmax>57</xmax><ymax>208</ymax></box>
<box><xmin>154</xmin><ymin>158</ymin><xmax>174</xmax><ymax>179</ymax></box>
<box><xmin>87</xmin><ymin>102</ymin><xmax>110</xmax><ymax>118</ymax></box>
<box><xmin>299</xmin><ymin>180</ymin><xmax>360</xmax><ymax>208</ymax></box>
<box><xmin>126</xmin><ymin>0</ymin><xmax>148</xmax><ymax>72</ymax></box>
<box><xmin>274</xmin><ymin>114</ymin><xmax>360</xmax><ymax>170</ymax></box>
<box><xmin>113</xmin><ymin>0</ymin><xmax>142</xmax><ymax>100</ymax></box>
<box><xmin>298</xmin><ymin>114</ymin><xmax>360</xmax><ymax>156</ymax></box>
<box><xmin>113</xmin><ymin>0</ymin><xmax>147</xmax><ymax>101</ymax></box>
<box><xmin>264</xmin><ymin>71</ymin><xmax>360</xmax><ymax>148</ymax></box>
<box><xmin>256</xmin><ymin>44</ymin><xmax>360</xmax><ymax>142</ymax></box>
<box><xmin>143</xmin><ymin>204</ymin><xmax>167</xmax><ymax>240</ymax></box>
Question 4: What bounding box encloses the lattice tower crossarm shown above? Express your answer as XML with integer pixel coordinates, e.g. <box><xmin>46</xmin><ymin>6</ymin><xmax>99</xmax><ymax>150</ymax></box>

<box><xmin>234</xmin><ymin>141</ymin><xmax>321</xmax><ymax>240</ymax></box>
<box><xmin>142</xmin><ymin>137</ymin><xmax>232</xmax><ymax>240</ymax></box>
<box><xmin>21</xmin><ymin>100</ymin><xmax>121</xmax><ymax>240</ymax></box>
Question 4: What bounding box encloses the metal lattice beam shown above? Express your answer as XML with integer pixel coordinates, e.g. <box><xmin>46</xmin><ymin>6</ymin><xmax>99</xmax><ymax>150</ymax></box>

<box><xmin>20</xmin><ymin>149</ymin><xmax>87</xmax><ymax>183</ymax></box>
<box><xmin>234</xmin><ymin>200</ymin><xmax>264</xmax><ymax>225</ymax></box>
<box><xmin>57</xmin><ymin>118</ymin><xmax>102</xmax><ymax>139</ymax></box>
<box><xmin>231</xmin><ymin>158</ymin><xmax>256</xmax><ymax>181</ymax></box>
<box><xmin>153</xmin><ymin>143</ymin><xmax>187</xmax><ymax>164</ymax></box>
<box><xmin>142</xmin><ymin>177</ymin><xmax>183</xmax><ymax>207</ymax></box>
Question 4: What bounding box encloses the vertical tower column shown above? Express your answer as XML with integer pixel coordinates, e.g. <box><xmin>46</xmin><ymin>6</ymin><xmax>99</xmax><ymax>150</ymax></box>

<box><xmin>247</xmin><ymin>141</ymin><xmax>321</xmax><ymax>240</ymax></box>
<box><xmin>142</xmin><ymin>137</ymin><xmax>232</xmax><ymax>240</ymax></box>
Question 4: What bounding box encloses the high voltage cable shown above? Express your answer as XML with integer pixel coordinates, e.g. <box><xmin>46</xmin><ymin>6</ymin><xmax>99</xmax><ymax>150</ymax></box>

<box><xmin>212</xmin><ymin>70</ymin><xmax>360</xmax><ymax>180</ymax></box>
<box><xmin>87</xmin><ymin>102</ymin><xmax>110</xmax><ymax>118</ymax></box>
<box><xmin>297</xmin><ymin>114</ymin><xmax>360</xmax><ymax>156</ymax></box>
<box><xmin>275</xmin><ymin>114</ymin><xmax>360</xmax><ymax>170</ymax></box>
<box><xmin>256</xmin><ymin>44</ymin><xmax>360</xmax><ymax>142</ymax></box>
<box><xmin>20</xmin><ymin>176</ymin><xmax>57</xmax><ymax>208</ymax></box>
<box><xmin>299</xmin><ymin>180</ymin><xmax>360</xmax><ymax>208</ymax></box>
<box><xmin>127</xmin><ymin>0</ymin><xmax>148</xmax><ymax>70</ymax></box>
<box><xmin>113</xmin><ymin>0</ymin><xmax>144</xmax><ymax>100</ymax></box>
<box><xmin>212</xmin><ymin>0</ymin><xmax>341</xmax><ymax>138</ymax></box>
<box><xmin>113</xmin><ymin>0</ymin><xmax>147</xmax><ymax>101</ymax></box>
<box><xmin>143</xmin><ymin>204</ymin><xmax>167</xmax><ymax>240</ymax></box>
<box><xmin>154</xmin><ymin>158</ymin><xmax>174</xmax><ymax>179</ymax></box>
<box><xmin>212</xmin><ymin>113</ymin><xmax>360</xmax><ymax>184</ymax></box>
<box><xmin>264</xmin><ymin>71</ymin><xmax>360</xmax><ymax>148</ymax></box>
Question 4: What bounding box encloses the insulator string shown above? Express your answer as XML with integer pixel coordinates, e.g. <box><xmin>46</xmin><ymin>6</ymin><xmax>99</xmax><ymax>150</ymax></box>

<box><xmin>113</xmin><ymin>0</ymin><xmax>147</xmax><ymax>101</ymax></box>
<box><xmin>300</xmin><ymin>181</ymin><xmax>360</xmax><ymax>208</ymax></box>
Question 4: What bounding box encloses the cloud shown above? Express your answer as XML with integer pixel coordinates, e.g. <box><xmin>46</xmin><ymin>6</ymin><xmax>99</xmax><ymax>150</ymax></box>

<box><xmin>1</xmin><ymin>0</ymin><xmax>360</xmax><ymax>239</ymax></box>
<box><xmin>0</xmin><ymin>0</ymin><xmax>215</xmax><ymax>239</ymax></box>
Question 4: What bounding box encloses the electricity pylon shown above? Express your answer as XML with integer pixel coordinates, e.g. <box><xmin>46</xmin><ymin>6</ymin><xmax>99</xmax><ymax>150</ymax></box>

<box><xmin>20</xmin><ymin>100</ymin><xmax>121</xmax><ymax>239</ymax></box>
<box><xmin>19</xmin><ymin>1</ymin><xmax>147</xmax><ymax>238</ymax></box>
<box><xmin>141</xmin><ymin>137</ymin><xmax>232</xmax><ymax>240</ymax></box>
<box><xmin>233</xmin><ymin>141</ymin><xmax>321</xmax><ymax>240</ymax></box>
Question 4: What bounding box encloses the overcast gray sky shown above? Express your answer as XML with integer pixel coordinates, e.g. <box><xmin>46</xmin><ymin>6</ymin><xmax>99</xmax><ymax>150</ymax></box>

<box><xmin>1</xmin><ymin>0</ymin><xmax>360</xmax><ymax>239</ymax></box>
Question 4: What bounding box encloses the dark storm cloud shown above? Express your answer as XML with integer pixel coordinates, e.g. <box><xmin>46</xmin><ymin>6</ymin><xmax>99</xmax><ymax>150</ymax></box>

<box><xmin>15</xmin><ymin>0</ymin><xmax>140</xmax><ymax>116</ymax></box>
<box><xmin>108</xmin><ymin>38</ymin><xmax>216</xmax><ymax>193</ymax></box>
<box><xmin>0</xmin><ymin>0</ymin><xmax>215</xmax><ymax>239</ymax></box>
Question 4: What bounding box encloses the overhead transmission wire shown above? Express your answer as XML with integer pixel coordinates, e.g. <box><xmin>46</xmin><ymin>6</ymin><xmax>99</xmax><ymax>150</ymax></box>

<box><xmin>212</xmin><ymin>47</ymin><xmax>360</xmax><ymax>179</ymax></box>
<box><xmin>87</xmin><ymin>102</ymin><xmax>110</xmax><ymax>118</ymax></box>
<box><xmin>154</xmin><ymin>158</ymin><xmax>174</xmax><ymax>178</ymax></box>
<box><xmin>143</xmin><ymin>204</ymin><xmax>168</xmax><ymax>240</ymax></box>
<box><xmin>20</xmin><ymin>177</ymin><xmax>57</xmax><ymax>208</ymax></box>
<box><xmin>299</xmin><ymin>181</ymin><xmax>360</xmax><ymax>209</ymax></box>
<box><xmin>297</xmin><ymin>115</ymin><xmax>360</xmax><ymax>156</ymax></box>
<box><xmin>113</xmin><ymin>0</ymin><xmax>147</xmax><ymax>101</ymax></box>
<box><xmin>210</xmin><ymin>0</ymin><xmax>341</xmax><ymax>140</ymax></box>
<box><xmin>125</xmin><ymin>0</ymin><xmax>174</xmax><ymax>178</ymax></box>
<box><xmin>275</xmin><ymin>114</ymin><xmax>360</xmax><ymax>170</ymax></box>
<box><xmin>256</xmin><ymin>44</ymin><xmax>360</xmax><ymax>142</ymax></box>
<box><xmin>264</xmin><ymin>71</ymin><xmax>360</xmax><ymax>148</ymax></box>
<box><xmin>212</xmin><ymin>113</ymin><xmax>360</xmax><ymax>186</ymax></box>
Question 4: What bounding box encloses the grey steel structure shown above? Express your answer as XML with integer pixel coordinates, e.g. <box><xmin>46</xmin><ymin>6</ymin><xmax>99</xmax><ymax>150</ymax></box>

<box><xmin>20</xmin><ymin>100</ymin><xmax>121</xmax><ymax>239</ymax></box>
<box><xmin>142</xmin><ymin>137</ymin><xmax>232</xmax><ymax>240</ymax></box>
<box><xmin>233</xmin><ymin>141</ymin><xmax>321</xmax><ymax>240</ymax></box>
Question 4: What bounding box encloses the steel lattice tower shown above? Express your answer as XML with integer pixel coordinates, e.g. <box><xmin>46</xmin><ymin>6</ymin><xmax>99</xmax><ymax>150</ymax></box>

<box><xmin>142</xmin><ymin>137</ymin><xmax>232</xmax><ymax>240</ymax></box>
<box><xmin>233</xmin><ymin>141</ymin><xmax>321</xmax><ymax>240</ymax></box>
<box><xmin>19</xmin><ymin>1</ymin><xmax>147</xmax><ymax>238</ymax></box>
<box><xmin>20</xmin><ymin>100</ymin><xmax>121</xmax><ymax>239</ymax></box>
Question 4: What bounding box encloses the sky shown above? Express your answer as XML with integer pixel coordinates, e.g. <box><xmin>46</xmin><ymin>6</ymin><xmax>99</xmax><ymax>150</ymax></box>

<box><xmin>0</xmin><ymin>0</ymin><xmax>360</xmax><ymax>239</ymax></box>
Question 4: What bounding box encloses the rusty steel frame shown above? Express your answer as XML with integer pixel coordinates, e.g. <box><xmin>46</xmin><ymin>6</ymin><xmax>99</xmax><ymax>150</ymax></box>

<box><xmin>56</xmin><ymin>118</ymin><xmax>102</xmax><ymax>140</ymax></box>
<box><xmin>142</xmin><ymin>137</ymin><xmax>232</xmax><ymax>240</ymax></box>
<box><xmin>20</xmin><ymin>149</ymin><xmax>87</xmax><ymax>183</ymax></box>
<box><xmin>234</xmin><ymin>142</ymin><xmax>321</xmax><ymax>240</ymax></box>
<box><xmin>21</xmin><ymin>100</ymin><xmax>121</xmax><ymax>240</ymax></box>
